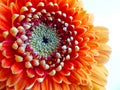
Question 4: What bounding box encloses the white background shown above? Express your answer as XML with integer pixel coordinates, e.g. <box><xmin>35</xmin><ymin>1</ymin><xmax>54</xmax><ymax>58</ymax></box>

<box><xmin>83</xmin><ymin>0</ymin><xmax>120</xmax><ymax>90</ymax></box>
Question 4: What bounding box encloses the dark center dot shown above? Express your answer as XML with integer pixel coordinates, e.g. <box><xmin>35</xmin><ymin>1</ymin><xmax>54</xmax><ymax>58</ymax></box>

<box><xmin>42</xmin><ymin>36</ymin><xmax>49</xmax><ymax>44</ymax></box>
<box><xmin>29</xmin><ymin>24</ymin><xmax>60</xmax><ymax>57</ymax></box>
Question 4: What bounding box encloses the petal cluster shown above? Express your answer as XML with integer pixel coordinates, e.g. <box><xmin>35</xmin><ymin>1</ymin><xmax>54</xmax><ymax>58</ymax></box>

<box><xmin>0</xmin><ymin>0</ymin><xmax>111</xmax><ymax>90</ymax></box>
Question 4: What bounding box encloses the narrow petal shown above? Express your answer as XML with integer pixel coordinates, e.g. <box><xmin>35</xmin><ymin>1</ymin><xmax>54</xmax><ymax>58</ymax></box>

<box><xmin>62</xmin><ymin>83</ymin><xmax>70</xmax><ymax>90</ymax></box>
<box><xmin>93</xmin><ymin>26</ymin><xmax>109</xmax><ymax>43</ymax></box>
<box><xmin>95</xmin><ymin>44</ymin><xmax>111</xmax><ymax>64</ymax></box>
<box><xmin>11</xmin><ymin>62</ymin><xmax>24</xmax><ymax>74</ymax></box>
<box><xmin>90</xmin><ymin>65</ymin><xmax>107</xmax><ymax>86</ymax></box>
<box><xmin>6</xmin><ymin>73</ymin><xmax>23</xmax><ymax>87</ymax></box>
<box><xmin>31</xmin><ymin>81</ymin><xmax>41</xmax><ymax>90</ymax></box>
<box><xmin>0</xmin><ymin>3</ymin><xmax>12</xmax><ymax>30</ymax></box>
<box><xmin>92</xmin><ymin>82</ymin><xmax>106</xmax><ymax>90</ymax></box>
<box><xmin>14</xmin><ymin>75</ymin><xmax>27</xmax><ymax>90</ymax></box>
<box><xmin>0</xmin><ymin>81</ymin><xmax>6</xmax><ymax>89</ymax></box>
<box><xmin>0</xmin><ymin>69</ymin><xmax>10</xmax><ymax>81</ymax></box>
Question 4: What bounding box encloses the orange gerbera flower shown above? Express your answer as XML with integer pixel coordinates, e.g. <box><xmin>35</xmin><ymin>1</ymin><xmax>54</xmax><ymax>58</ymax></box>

<box><xmin>0</xmin><ymin>0</ymin><xmax>111</xmax><ymax>90</ymax></box>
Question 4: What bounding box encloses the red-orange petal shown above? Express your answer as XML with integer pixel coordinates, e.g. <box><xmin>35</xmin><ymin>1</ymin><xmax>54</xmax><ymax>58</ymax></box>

<box><xmin>6</xmin><ymin>72</ymin><xmax>23</xmax><ymax>87</ymax></box>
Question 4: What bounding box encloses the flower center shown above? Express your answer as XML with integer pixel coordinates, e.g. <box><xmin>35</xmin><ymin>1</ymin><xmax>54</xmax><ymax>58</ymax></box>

<box><xmin>29</xmin><ymin>24</ymin><xmax>60</xmax><ymax>57</ymax></box>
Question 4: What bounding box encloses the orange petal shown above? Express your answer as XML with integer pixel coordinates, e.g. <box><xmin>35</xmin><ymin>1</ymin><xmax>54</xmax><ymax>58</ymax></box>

<box><xmin>6</xmin><ymin>87</ymin><xmax>14</xmax><ymax>90</ymax></box>
<box><xmin>11</xmin><ymin>62</ymin><xmax>24</xmax><ymax>74</ymax></box>
<box><xmin>0</xmin><ymin>3</ymin><xmax>12</xmax><ymax>30</ymax></box>
<box><xmin>1</xmin><ymin>58</ymin><xmax>13</xmax><ymax>68</ymax></box>
<box><xmin>92</xmin><ymin>82</ymin><xmax>106</xmax><ymax>90</ymax></box>
<box><xmin>0</xmin><ymin>81</ymin><xmax>6</xmax><ymax>89</ymax></box>
<box><xmin>95</xmin><ymin>44</ymin><xmax>111</xmax><ymax>64</ymax></box>
<box><xmin>52</xmin><ymin>81</ymin><xmax>62</xmax><ymax>90</ymax></box>
<box><xmin>62</xmin><ymin>83</ymin><xmax>70</xmax><ymax>90</ymax></box>
<box><xmin>52</xmin><ymin>74</ymin><xmax>62</xmax><ymax>83</ymax></box>
<box><xmin>14</xmin><ymin>75</ymin><xmax>27</xmax><ymax>90</ymax></box>
<box><xmin>25</xmin><ymin>77</ymin><xmax>37</xmax><ymax>90</ymax></box>
<box><xmin>31</xmin><ymin>81</ymin><xmax>41</xmax><ymax>90</ymax></box>
<box><xmin>90</xmin><ymin>65</ymin><xmax>107</xmax><ymax>86</ymax></box>
<box><xmin>0</xmin><ymin>68</ymin><xmax>10</xmax><ymax>81</ymax></box>
<box><xmin>6</xmin><ymin>73</ymin><xmax>23</xmax><ymax>87</ymax></box>
<box><xmin>93</xmin><ymin>26</ymin><xmax>109</xmax><ymax>43</ymax></box>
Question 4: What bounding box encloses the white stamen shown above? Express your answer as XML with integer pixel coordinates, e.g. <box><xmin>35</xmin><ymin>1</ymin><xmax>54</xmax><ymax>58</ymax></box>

<box><xmin>66</xmin><ymin>55</ymin><xmax>70</xmax><ymax>60</ymax></box>
<box><xmin>51</xmin><ymin>12</ymin><xmax>55</xmax><ymax>15</ymax></box>
<box><xmin>56</xmin><ymin>58</ymin><xmax>60</xmax><ymax>63</ymax></box>
<box><xmin>75</xmin><ymin>46</ymin><xmax>80</xmax><ymax>52</ymax></box>
<box><xmin>75</xmin><ymin>53</ymin><xmax>79</xmax><ymax>58</ymax></box>
<box><xmin>70</xmin><ymin>36</ymin><xmax>74</xmax><ymax>41</ymax></box>
<box><xmin>69</xmin><ymin>31</ymin><xmax>72</xmax><ymax>35</ymax></box>
<box><xmin>25</xmin><ymin>62</ymin><xmax>32</xmax><ymax>68</ymax></box>
<box><xmin>49</xmin><ymin>2</ymin><xmax>54</xmax><ymax>6</ymax></box>
<box><xmin>63</xmin><ymin>13</ymin><xmax>67</xmax><ymax>18</ymax></box>
<box><xmin>61</xmin><ymin>21</ymin><xmax>65</xmax><ymax>24</ymax></box>
<box><xmin>70</xmin><ymin>65</ymin><xmax>74</xmax><ymax>70</ymax></box>
<box><xmin>2</xmin><ymin>31</ymin><xmax>9</xmax><ymax>38</ymax></box>
<box><xmin>74</xmin><ymin>31</ymin><xmax>77</xmax><ymax>35</ymax></box>
<box><xmin>37</xmin><ymin>12</ymin><xmax>42</xmax><ymax>16</ymax></box>
<box><xmin>23</xmin><ymin>24</ymin><xmax>31</xmax><ymax>29</ymax></box>
<box><xmin>18</xmin><ymin>46</ymin><xmax>25</xmax><ymax>54</ymax></box>
<box><xmin>65</xmin><ymin>3</ymin><xmax>69</xmax><ymax>7</ymax></box>
<box><xmin>71</xmin><ymin>25</ymin><xmax>75</xmax><ymax>29</ymax></box>
<box><xmin>10</xmin><ymin>27</ymin><xmax>18</xmax><ymax>37</ymax></box>
<box><xmin>43</xmin><ymin>64</ymin><xmax>50</xmax><ymax>70</ymax></box>
<box><xmin>26</xmin><ymin>18</ymin><xmax>31</xmax><ymax>22</ymax></box>
<box><xmin>60</xmin><ymin>62</ymin><xmax>64</xmax><ymax>67</ymax></box>
<box><xmin>65</xmin><ymin>72</ymin><xmax>71</xmax><ymax>76</ymax></box>
<box><xmin>40</xmin><ymin>60</ymin><xmax>46</xmax><ymax>65</ymax></box>
<box><xmin>49</xmin><ymin>70</ymin><xmax>56</xmax><ymax>76</ymax></box>
<box><xmin>33</xmin><ymin>14</ymin><xmax>39</xmax><ymax>19</ymax></box>
<box><xmin>16</xmin><ymin>38</ymin><xmax>23</xmax><ymax>45</ymax></box>
<box><xmin>0</xmin><ymin>43</ymin><xmax>2</xmax><ymax>50</ymax></box>
<box><xmin>25</xmin><ymin>55</ymin><xmax>33</xmax><ymax>61</ymax></box>
<box><xmin>37</xmin><ymin>2</ymin><xmax>45</xmax><ymax>7</ymax></box>
<box><xmin>47</xmin><ymin>13</ymin><xmax>51</xmax><ymax>16</ymax></box>
<box><xmin>33</xmin><ymin>60</ymin><xmax>39</xmax><ymax>66</ymax></box>
<box><xmin>57</xmin><ymin>11</ymin><xmax>62</xmax><ymax>15</ymax></box>
<box><xmin>30</xmin><ymin>8</ymin><xmax>36</xmax><ymax>12</ymax></box>
<box><xmin>54</xmin><ymin>3</ymin><xmax>58</xmax><ymax>7</ymax></box>
<box><xmin>26</xmin><ymin>70</ymin><xmax>35</xmax><ymax>78</ymax></box>
<box><xmin>37</xmin><ymin>78</ymin><xmax>44</xmax><ymax>83</ymax></box>
<box><xmin>67</xmin><ymin>38</ymin><xmax>71</xmax><ymax>43</ymax></box>
<box><xmin>63</xmin><ymin>27</ymin><xmax>67</xmax><ymax>31</ymax></box>
<box><xmin>62</xmin><ymin>45</ymin><xmax>67</xmax><ymax>50</ymax></box>
<box><xmin>65</xmin><ymin>23</ymin><xmax>69</xmax><ymax>27</ymax></box>
<box><xmin>41</xmin><ymin>9</ymin><xmax>47</xmax><ymax>13</ymax></box>
<box><xmin>15</xmin><ymin>55</ymin><xmax>23</xmax><ymax>62</ymax></box>
<box><xmin>68</xmin><ymin>48</ymin><xmax>72</xmax><ymax>53</ymax></box>
<box><xmin>56</xmin><ymin>53</ymin><xmax>61</xmax><ymax>58</ymax></box>
<box><xmin>20</xmin><ymin>6</ymin><xmax>28</xmax><ymax>13</ymax></box>
<box><xmin>75</xmin><ymin>40</ymin><xmax>79</xmax><ymax>45</ymax></box>
<box><xmin>48</xmin><ymin>17</ymin><xmax>53</xmax><ymax>21</ymax></box>
<box><xmin>21</xmin><ymin>35</ymin><xmax>28</xmax><ymax>41</ymax></box>
<box><xmin>18</xmin><ymin>26</ymin><xmax>25</xmax><ymax>33</ymax></box>
<box><xmin>57</xmin><ymin>18</ymin><xmax>61</xmax><ymax>22</ymax></box>
<box><xmin>26</xmin><ymin>2</ymin><xmax>32</xmax><ymax>6</ymax></box>
<box><xmin>69</xmin><ymin>16</ymin><xmax>73</xmax><ymax>21</ymax></box>
<box><xmin>27</xmin><ymin>13</ymin><xmax>32</xmax><ymax>18</ymax></box>
<box><xmin>12</xmin><ymin>14</ymin><xmax>19</xmax><ymax>23</ymax></box>
<box><xmin>56</xmin><ymin>65</ymin><xmax>62</xmax><ymax>71</ymax></box>
<box><xmin>19</xmin><ymin>15</ymin><xmax>25</xmax><ymax>22</ymax></box>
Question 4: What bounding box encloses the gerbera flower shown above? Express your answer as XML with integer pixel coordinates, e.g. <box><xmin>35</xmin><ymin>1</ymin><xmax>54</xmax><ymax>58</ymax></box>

<box><xmin>0</xmin><ymin>0</ymin><xmax>111</xmax><ymax>90</ymax></box>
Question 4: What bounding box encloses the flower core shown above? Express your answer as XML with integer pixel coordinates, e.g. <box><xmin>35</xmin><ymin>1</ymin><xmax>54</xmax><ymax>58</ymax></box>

<box><xmin>29</xmin><ymin>24</ymin><xmax>60</xmax><ymax>57</ymax></box>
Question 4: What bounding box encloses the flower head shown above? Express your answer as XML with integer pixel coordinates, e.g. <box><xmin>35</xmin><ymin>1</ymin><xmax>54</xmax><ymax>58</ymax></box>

<box><xmin>0</xmin><ymin>0</ymin><xmax>111</xmax><ymax>90</ymax></box>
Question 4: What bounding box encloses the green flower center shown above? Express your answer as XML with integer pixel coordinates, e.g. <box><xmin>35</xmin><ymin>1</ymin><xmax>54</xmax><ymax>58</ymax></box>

<box><xmin>29</xmin><ymin>24</ymin><xmax>60</xmax><ymax>57</ymax></box>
